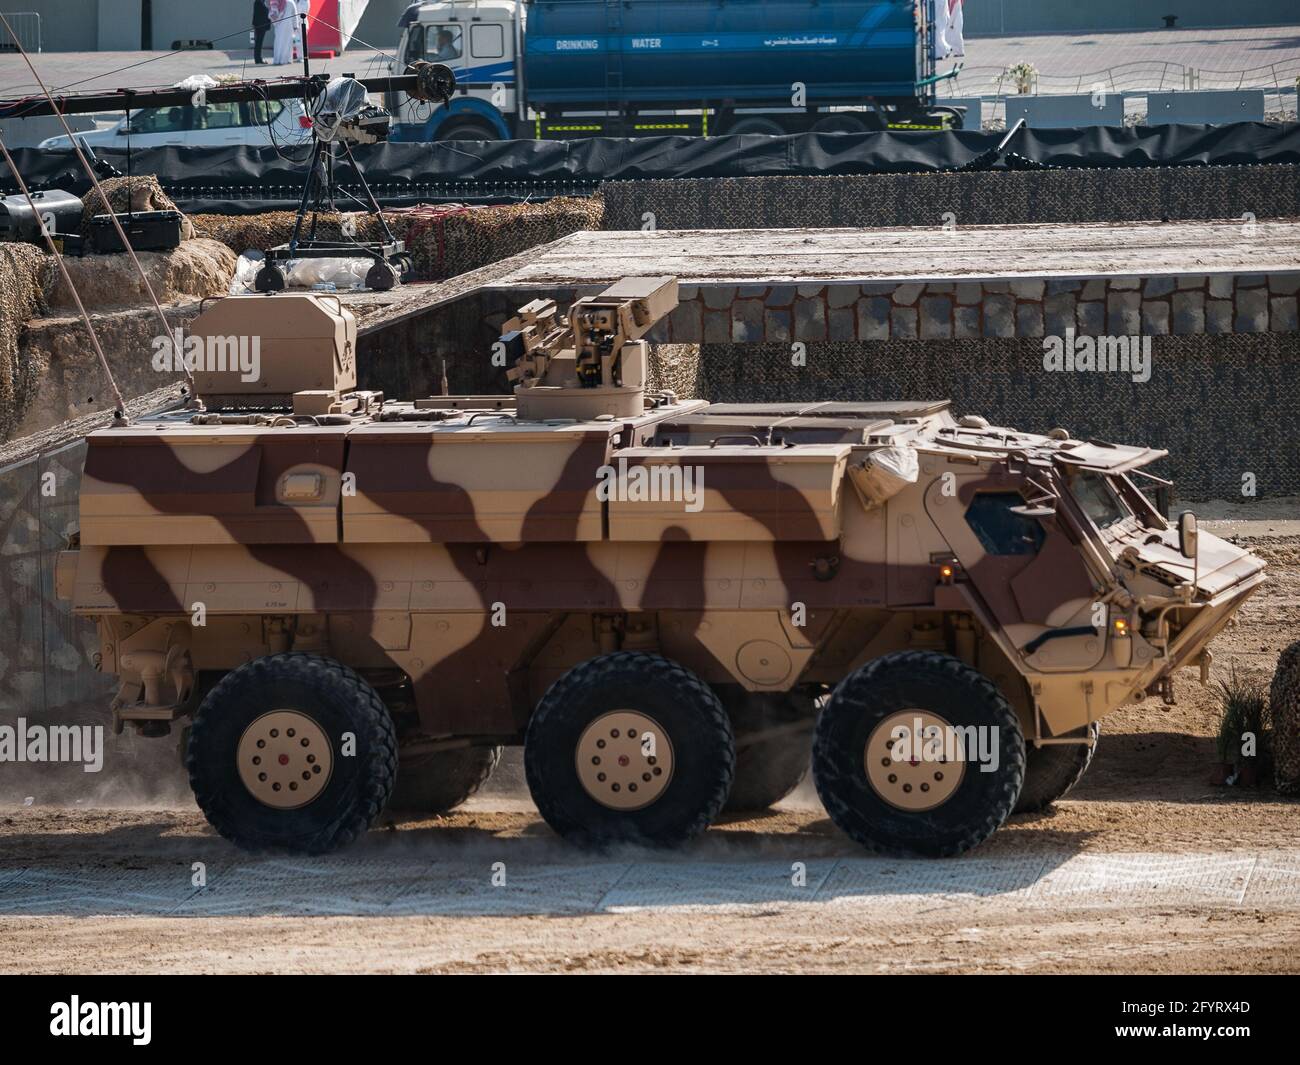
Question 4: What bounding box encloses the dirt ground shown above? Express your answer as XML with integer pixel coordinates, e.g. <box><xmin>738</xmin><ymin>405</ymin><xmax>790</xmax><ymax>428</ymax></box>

<box><xmin>1</xmin><ymin>517</ymin><xmax>1297</xmax><ymax>974</ymax></box>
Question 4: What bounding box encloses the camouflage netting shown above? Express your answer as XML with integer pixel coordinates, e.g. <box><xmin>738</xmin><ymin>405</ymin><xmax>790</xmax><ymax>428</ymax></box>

<box><xmin>1270</xmin><ymin>642</ymin><xmax>1300</xmax><ymax>795</ymax></box>
<box><xmin>0</xmin><ymin>243</ymin><xmax>54</xmax><ymax>441</ymax></box>
<box><xmin>600</xmin><ymin>166</ymin><xmax>1300</xmax><ymax>230</ymax></box>
<box><xmin>694</xmin><ymin>333</ymin><xmax>1300</xmax><ymax>500</ymax></box>
<box><xmin>78</xmin><ymin>174</ymin><xmax>195</xmax><ymax>240</ymax></box>
<box><xmin>190</xmin><ymin>196</ymin><xmax>604</xmax><ymax>282</ymax></box>
<box><xmin>646</xmin><ymin>343</ymin><xmax>702</xmax><ymax>399</ymax></box>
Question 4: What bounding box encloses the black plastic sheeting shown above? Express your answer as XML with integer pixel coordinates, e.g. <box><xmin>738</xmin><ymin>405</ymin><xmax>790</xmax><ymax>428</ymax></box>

<box><xmin>5</xmin><ymin>123</ymin><xmax>1297</xmax><ymax>209</ymax></box>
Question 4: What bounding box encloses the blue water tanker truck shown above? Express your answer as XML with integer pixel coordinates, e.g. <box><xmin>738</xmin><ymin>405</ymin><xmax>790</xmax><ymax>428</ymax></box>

<box><xmin>388</xmin><ymin>0</ymin><xmax>964</xmax><ymax>141</ymax></box>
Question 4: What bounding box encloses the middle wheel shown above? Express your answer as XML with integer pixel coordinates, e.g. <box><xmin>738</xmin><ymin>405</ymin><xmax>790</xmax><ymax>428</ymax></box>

<box><xmin>525</xmin><ymin>652</ymin><xmax>735</xmax><ymax>847</ymax></box>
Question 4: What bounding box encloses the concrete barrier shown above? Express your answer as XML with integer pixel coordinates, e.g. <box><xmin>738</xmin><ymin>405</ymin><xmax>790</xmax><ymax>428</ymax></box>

<box><xmin>1005</xmin><ymin>94</ymin><xmax>1124</xmax><ymax>129</ymax></box>
<box><xmin>1147</xmin><ymin>91</ymin><xmax>1266</xmax><ymax>125</ymax></box>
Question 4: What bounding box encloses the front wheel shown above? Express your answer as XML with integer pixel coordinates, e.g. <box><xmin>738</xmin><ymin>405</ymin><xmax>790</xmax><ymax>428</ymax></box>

<box><xmin>812</xmin><ymin>651</ymin><xmax>1025</xmax><ymax>857</ymax></box>
<box><xmin>525</xmin><ymin>652</ymin><xmax>735</xmax><ymax>847</ymax></box>
<box><xmin>186</xmin><ymin>653</ymin><xmax>397</xmax><ymax>854</ymax></box>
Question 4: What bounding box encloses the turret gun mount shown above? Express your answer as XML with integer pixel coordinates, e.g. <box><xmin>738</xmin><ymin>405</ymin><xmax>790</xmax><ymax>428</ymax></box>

<box><xmin>500</xmin><ymin>275</ymin><xmax>678</xmax><ymax>421</ymax></box>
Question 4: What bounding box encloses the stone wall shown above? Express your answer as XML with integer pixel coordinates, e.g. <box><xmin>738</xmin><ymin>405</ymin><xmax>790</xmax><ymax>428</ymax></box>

<box><xmin>640</xmin><ymin>274</ymin><xmax>1300</xmax><ymax>345</ymax></box>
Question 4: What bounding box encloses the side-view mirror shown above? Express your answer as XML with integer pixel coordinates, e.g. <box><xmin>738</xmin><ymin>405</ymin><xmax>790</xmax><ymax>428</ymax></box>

<box><xmin>1178</xmin><ymin>510</ymin><xmax>1199</xmax><ymax>560</ymax></box>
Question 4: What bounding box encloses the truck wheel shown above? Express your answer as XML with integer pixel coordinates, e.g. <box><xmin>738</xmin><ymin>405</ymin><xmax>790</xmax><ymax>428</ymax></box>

<box><xmin>388</xmin><ymin>745</ymin><xmax>502</xmax><ymax>814</ymax></box>
<box><xmin>812</xmin><ymin>651</ymin><xmax>1025</xmax><ymax>858</ymax></box>
<box><xmin>1014</xmin><ymin>723</ymin><xmax>1099</xmax><ymax>813</ymax></box>
<box><xmin>525</xmin><ymin>652</ymin><xmax>735</xmax><ymax>847</ymax></box>
<box><xmin>724</xmin><ymin>117</ymin><xmax>786</xmax><ymax>137</ymax></box>
<box><xmin>438</xmin><ymin>121</ymin><xmax>498</xmax><ymax>142</ymax></box>
<box><xmin>718</xmin><ymin>687</ymin><xmax>814</xmax><ymax>812</ymax></box>
<box><xmin>811</xmin><ymin>114</ymin><xmax>870</xmax><ymax>134</ymax></box>
<box><xmin>253</xmin><ymin>264</ymin><xmax>285</xmax><ymax>292</ymax></box>
<box><xmin>365</xmin><ymin>260</ymin><xmax>399</xmax><ymax>291</ymax></box>
<box><xmin>186</xmin><ymin>653</ymin><xmax>397</xmax><ymax>854</ymax></box>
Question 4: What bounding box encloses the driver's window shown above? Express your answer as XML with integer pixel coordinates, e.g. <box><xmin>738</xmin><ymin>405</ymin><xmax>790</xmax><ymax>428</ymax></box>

<box><xmin>964</xmin><ymin>493</ymin><xmax>1046</xmax><ymax>556</ymax></box>
<box><xmin>126</xmin><ymin>107</ymin><xmax>189</xmax><ymax>134</ymax></box>
<box><xmin>426</xmin><ymin>24</ymin><xmax>463</xmax><ymax>62</ymax></box>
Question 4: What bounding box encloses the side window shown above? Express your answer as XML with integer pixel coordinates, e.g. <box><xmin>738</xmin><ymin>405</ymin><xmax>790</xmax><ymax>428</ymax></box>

<box><xmin>195</xmin><ymin>102</ymin><xmax>241</xmax><ymax>129</ymax></box>
<box><xmin>426</xmin><ymin>24</ymin><xmax>464</xmax><ymax>62</ymax></box>
<box><xmin>402</xmin><ymin>25</ymin><xmax>425</xmax><ymax>66</ymax></box>
<box><xmin>471</xmin><ymin>23</ymin><xmax>505</xmax><ymax>59</ymax></box>
<box><xmin>246</xmin><ymin>99</ymin><xmax>285</xmax><ymax>126</ymax></box>
<box><xmin>964</xmin><ymin>493</ymin><xmax>1045</xmax><ymax>556</ymax></box>
<box><xmin>128</xmin><ymin>107</ymin><xmax>189</xmax><ymax>134</ymax></box>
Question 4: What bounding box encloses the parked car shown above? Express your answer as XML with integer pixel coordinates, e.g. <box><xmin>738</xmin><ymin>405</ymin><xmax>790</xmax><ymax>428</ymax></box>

<box><xmin>38</xmin><ymin>97</ymin><xmax>312</xmax><ymax>149</ymax></box>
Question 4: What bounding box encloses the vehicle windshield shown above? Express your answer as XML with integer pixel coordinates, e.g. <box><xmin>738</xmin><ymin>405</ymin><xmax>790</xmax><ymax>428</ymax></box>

<box><xmin>1067</xmin><ymin>470</ymin><xmax>1132</xmax><ymax>531</ymax></box>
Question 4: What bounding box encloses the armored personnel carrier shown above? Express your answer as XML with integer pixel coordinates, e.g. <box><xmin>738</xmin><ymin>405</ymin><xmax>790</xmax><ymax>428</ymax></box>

<box><xmin>57</xmin><ymin>279</ymin><xmax>1265</xmax><ymax>856</ymax></box>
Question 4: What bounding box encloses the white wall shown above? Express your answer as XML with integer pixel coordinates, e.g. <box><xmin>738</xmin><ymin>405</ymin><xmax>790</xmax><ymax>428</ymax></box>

<box><xmin>2</xmin><ymin>0</ymin><xmax>101</xmax><ymax>51</ymax></box>
<box><xmin>97</xmin><ymin>0</ymin><xmax>142</xmax><ymax>50</ymax></box>
<box><xmin>147</xmin><ymin>3</ymin><xmax>257</xmax><ymax>51</ymax></box>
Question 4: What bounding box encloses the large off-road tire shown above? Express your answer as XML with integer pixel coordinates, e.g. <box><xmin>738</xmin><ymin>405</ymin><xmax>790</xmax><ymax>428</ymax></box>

<box><xmin>388</xmin><ymin>745</ymin><xmax>502</xmax><ymax>814</ymax></box>
<box><xmin>718</xmin><ymin>687</ymin><xmax>814</xmax><ymax>813</ymax></box>
<box><xmin>186</xmin><ymin>653</ymin><xmax>397</xmax><ymax>854</ymax></box>
<box><xmin>812</xmin><ymin>651</ymin><xmax>1025</xmax><ymax>858</ymax></box>
<box><xmin>1014</xmin><ymin>723</ymin><xmax>1099</xmax><ymax>813</ymax></box>
<box><xmin>525</xmin><ymin>652</ymin><xmax>735</xmax><ymax>847</ymax></box>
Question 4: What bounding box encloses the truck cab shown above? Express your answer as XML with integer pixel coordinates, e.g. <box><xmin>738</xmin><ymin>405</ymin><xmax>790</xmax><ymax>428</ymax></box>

<box><xmin>391</xmin><ymin>0</ymin><xmax>522</xmax><ymax>141</ymax></box>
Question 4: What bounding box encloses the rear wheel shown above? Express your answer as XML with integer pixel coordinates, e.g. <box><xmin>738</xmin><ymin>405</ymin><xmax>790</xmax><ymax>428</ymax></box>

<box><xmin>525</xmin><ymin>652</ymin><xmax>734</xmax><ymax>847</ymax></box>
<box><xmin>812</xmin><ymin>651</ymin><xmax>1025</xmax><ymax>857</ymax></box>
<box><xmin>186</xmin><ymin>653</ymin><xmax>396</xmax><ymax>854</ymax></box>
<box><xmin>1014</xmin><ymin>723</ymin><xmax>1099</xmax><ymax>813</ymax></box>
<box><xmin>388</xmin><ymin>745</ymin><xmax>502</xmax><ymax>814</ymax></box>
<box><xmin>724</xmin><ymin>116</ymin><xmax>787</xmax><ymax>137</ymax></box>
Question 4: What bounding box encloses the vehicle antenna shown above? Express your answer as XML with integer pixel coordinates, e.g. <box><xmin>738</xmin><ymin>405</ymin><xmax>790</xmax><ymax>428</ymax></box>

<box><xmin>0</xmin><ymin>132</ymin><xmax>130</xmax><ymax>423</ymax></box>
<box><xmin>0</xmin><ymin>11</ymin><xmax>197</xmax><ymax>403</ymax></box>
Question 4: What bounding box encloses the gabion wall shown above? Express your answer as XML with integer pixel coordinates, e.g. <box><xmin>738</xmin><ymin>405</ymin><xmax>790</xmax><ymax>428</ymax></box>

<box><xmin>695</xmin><ymin>333</ymin><xmax>1300</xmax><ymax>501</ymax></box>
<box><xmin>601</xmin><ymin>166</ymin><xmax>1300</xmax><ymax>231</ymax></box>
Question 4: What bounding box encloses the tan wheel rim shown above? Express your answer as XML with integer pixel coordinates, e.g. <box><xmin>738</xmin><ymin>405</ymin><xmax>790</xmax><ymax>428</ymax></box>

<box><xmin>575</xmin><ymin>711</ymin><xmax>674</xmax><ymax>811</ymax></box>
<box><xmin>237</xmin><ymin>710</ymin><xmax>334</xmax><ymax>810</ymax></box>
<box><xmin>864</xmin><ymin>709</ymin><xmax>966</xmax><ymax>812</ymax></box>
